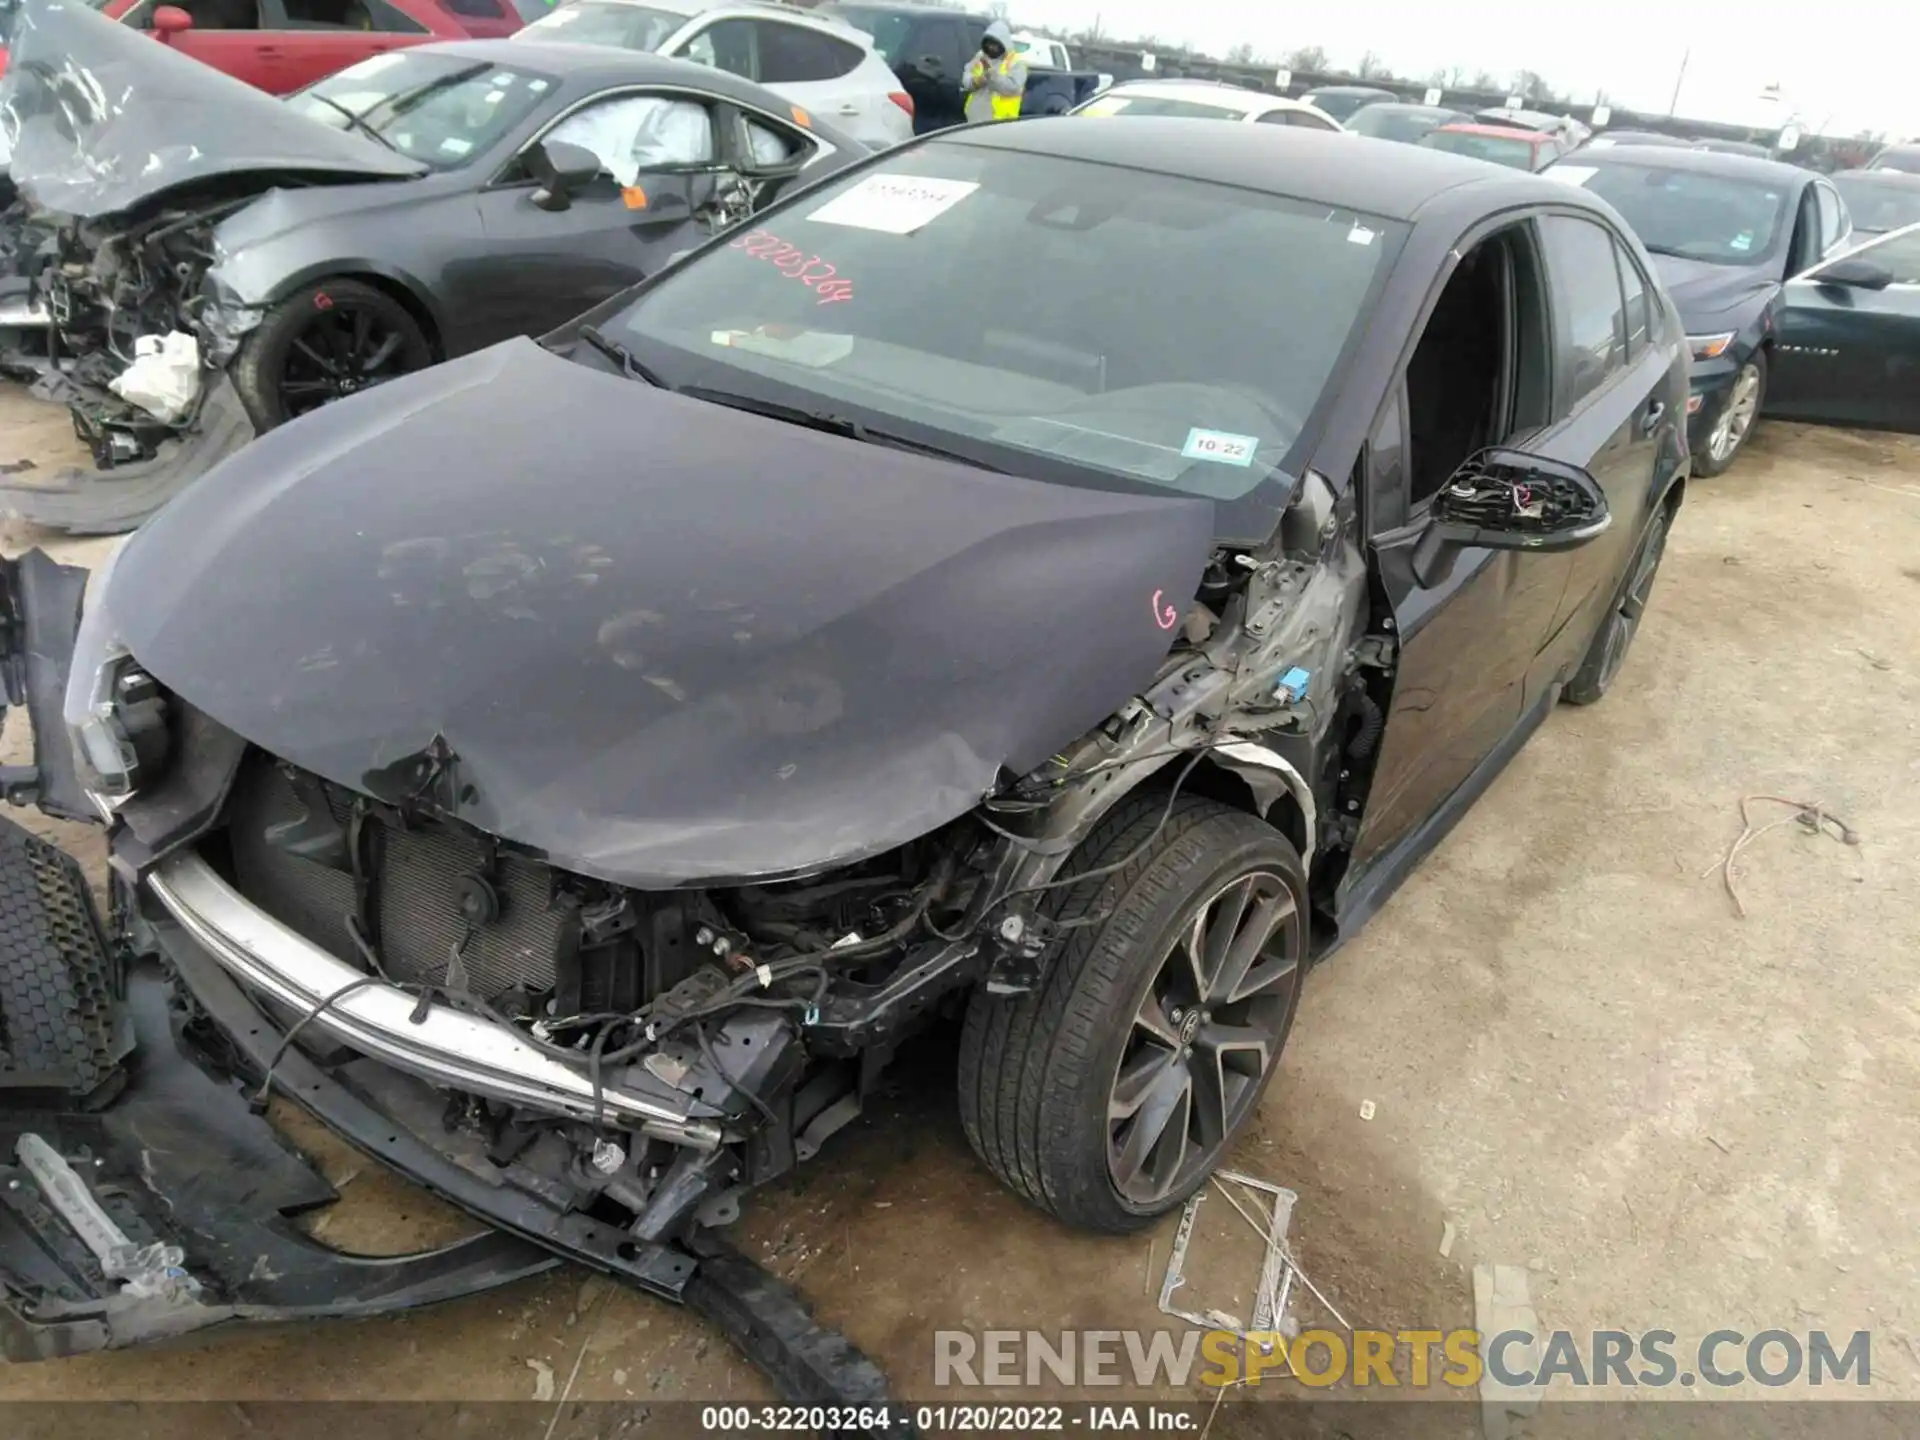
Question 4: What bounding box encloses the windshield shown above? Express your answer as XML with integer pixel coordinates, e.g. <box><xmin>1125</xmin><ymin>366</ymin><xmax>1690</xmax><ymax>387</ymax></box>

<box><xmin>823</xmin><ymin>6</ymin><xmax>911</xmax><ymax>64</ymax></box>
<box><xmin>1832</xmin><ymin>175</ymin><xmax>1920</xmax><ymax>233</ymax></box>
<box><xmin>288</xmin><ymin>53</ymin><xmax>556</xmax><ymax>169</ymax></box>
<box><xmin>603</xmin><ymin>145</ymin><xmax>1397</xmax><ymax>527</ymax></box>
<box><xmin>1347</xmin><ymin>106</ymin><xmax>1450</xmax><ymax>142</ymax></box>
<box><xmin>520</xmin><ymin>1</ymin><xmax>683</xmax><ymax>51</ymax></box>
<box><xmin>1420</xmin><ymin>129</ymin><xmax>1536</xmax><ymax>168</ymax></box>
<box><xmin>1077</xmin><ymin>93</ymin><xmax>1248</xmax><ymax>120</ymax></box>
<box><xmin>1564</xmin><ymin>159</ymin><xmax>1790</xmax><ymax>265</ymax></box>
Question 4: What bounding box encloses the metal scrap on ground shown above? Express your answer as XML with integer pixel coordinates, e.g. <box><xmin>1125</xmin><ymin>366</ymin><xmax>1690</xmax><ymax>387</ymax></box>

<box><xmin>1157</xmin><ymin>1169</ymin><xmax>1348</xmax><ymax>1382</ymax></box>
<box><xmin>1703</xmin><ymin>793</ymin><xmax>1861</xmax><ymax>917</ymax></box>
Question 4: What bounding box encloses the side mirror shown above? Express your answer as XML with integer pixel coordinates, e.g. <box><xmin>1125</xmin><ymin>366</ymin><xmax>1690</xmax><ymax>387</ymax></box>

<box><xmin>1815</xmin><ymin>256</ymin><xmax>1894</xmax><ymax>291</ymax></box>
<box><xmin>525</xmin><ymin>139</ymin><xmax>603</xmax><ymax>212</ymax></box>
<box><xmin>1411</xmin><ymin>449</ymin><xmax>1610</xmax><ymax>588</ymax></box>
<box><xmin>152</xmin><ymin>5</ymin><xmax>194</xmax><ymax>36</ymax></box>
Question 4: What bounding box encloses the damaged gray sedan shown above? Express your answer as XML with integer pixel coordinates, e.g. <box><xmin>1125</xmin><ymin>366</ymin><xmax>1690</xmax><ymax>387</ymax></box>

<box><xmin>0</xmin><ymin>118</ymin><xmax>1687</xmax><ymax>1406</ymax></box>
<box><xmin>0</xmin><ymin>0</ymin><xmax>856</xmax><ymax>533</ymax></box>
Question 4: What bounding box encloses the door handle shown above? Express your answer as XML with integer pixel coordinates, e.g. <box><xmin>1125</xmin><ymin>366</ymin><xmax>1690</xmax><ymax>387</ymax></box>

<box><xmin>1638</xmin><ymin>400</ymin><xmax>1665</xmax><ymax>436</ymax></box>
<box><xmin>836</xmin><ymin>103</ymin><xmax>862</xmax><ymax>115</ymax></box>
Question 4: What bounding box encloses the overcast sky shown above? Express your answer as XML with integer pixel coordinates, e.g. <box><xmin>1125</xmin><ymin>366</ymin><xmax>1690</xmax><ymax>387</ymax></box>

<box><xmin>1007</xmin><ymin>0</ymin><xmax>1920</xmax><ymax>138</ymax></box>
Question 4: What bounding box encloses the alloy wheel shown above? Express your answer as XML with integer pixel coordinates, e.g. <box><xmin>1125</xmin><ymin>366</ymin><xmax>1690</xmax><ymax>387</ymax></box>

<box><xmin>1596</xmin><ymin>506</ymin><xmax>1671</xmax><ymax>692</ymax></box>
<box><xmin>1106</xmin><ymin>868</ymin><xmax>1303</xmax><ymax>1207</ymax></box>
<box><xmin>278</xmin><ymin>300</ymin><xmax>418</xmax><ymax>418</ymax></box>
<box><xmin>1708</xmin><ymin>362</ymin><xmax>1762</xmax><ymax>466</ymax></box>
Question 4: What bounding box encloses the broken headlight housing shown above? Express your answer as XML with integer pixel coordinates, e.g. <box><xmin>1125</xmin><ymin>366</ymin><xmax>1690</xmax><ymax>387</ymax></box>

<box><xmin>71</xmin><ymin>652</ymin><xmax>170</xmax><ymax>797</ymax></box>
<box><xmin>63</xmin><ymin>535</ymin><xmax>172</xmax><ymax>798</ymax></box>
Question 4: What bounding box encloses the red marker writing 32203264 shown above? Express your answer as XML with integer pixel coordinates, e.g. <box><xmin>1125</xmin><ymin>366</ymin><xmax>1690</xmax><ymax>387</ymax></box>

<box><xmin>729</xmin><ymin>229</ymin><xmax>854</xmax><ymax>305</ymax></box>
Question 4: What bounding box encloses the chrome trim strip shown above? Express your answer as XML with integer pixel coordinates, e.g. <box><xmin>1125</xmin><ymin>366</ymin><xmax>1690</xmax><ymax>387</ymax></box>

<box><xmin>147</xmin><ymin>852</ymin><xmax>721</xmax><ymax>1149</ymax></box>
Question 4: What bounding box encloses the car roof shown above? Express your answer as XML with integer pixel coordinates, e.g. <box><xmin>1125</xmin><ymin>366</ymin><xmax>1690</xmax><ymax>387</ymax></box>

<box><xmin>1098</xmin><ymin>81</ymin><xmax>1320</xmax><ymax>115</ymax></box>
<box><xmin>1576</xmin><ymin>143</ymin><xmax>1812</xmax><ymax>185</ymax></box>
<box><xmin>1436</xmin><ymin>122</ymin><xmax>1544</xmax><ymax>142</ymax></box>
<box><xmin>1303</xmin><ymin>84</ymin><xmax>1397</xmax><ymax>97</ymax></box>
<box><xmin>1357</xmin><ymin>103</ymin><xmax>1459</xmax><ymax>116</ymax></box>
<box><xmin>1833</xmin><ymin>167</ymin><xmax>1920</xmax><ymax>189</ymax></box>
<box><xmin>942</xmin><ymin>117</ymin><xmax>1583</xmax><ymax>222</ymax></box>
<box><xmin>821</xmin><ymin>0</ymin><xmax>985</xmax><ymax>14</ymax></box>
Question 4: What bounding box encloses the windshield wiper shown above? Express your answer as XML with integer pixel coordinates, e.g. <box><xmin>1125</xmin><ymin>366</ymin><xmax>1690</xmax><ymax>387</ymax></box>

<box><xmin>677</xmin><ymin>386</ymin><xmax>1004</xmax><ymax>471</ymax></box>
<box><xmin>362</xmin><ymin>63</ymin><xmax>495</xmax><ymax>125</ymax></box>
<box><xmin>576</xmin><ymin>325</ymin><xmax>670</xmax><ymax>388</ymax></box>
<box><xmin>302</xmin><ymin>93</ymin><xmax>400</xmax><ymax>155</ymax></box>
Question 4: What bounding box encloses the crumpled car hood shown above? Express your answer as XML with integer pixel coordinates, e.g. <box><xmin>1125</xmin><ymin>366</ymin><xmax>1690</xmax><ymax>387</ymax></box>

<box><xmin>0</xmin><ymin>0</ymin><xmax>423</xmax><ymax>222</ymax></box>
<box><xmin>107</xmin><ymin>338</ymin><xmax>1216</xmax><ymax>887</ymax></box>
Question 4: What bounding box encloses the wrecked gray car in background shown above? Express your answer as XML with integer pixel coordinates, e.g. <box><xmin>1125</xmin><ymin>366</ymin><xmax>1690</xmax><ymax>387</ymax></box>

<box><xmin>0</xmin><ymin>0</ymin><xmax>857</xmax><ymax>533</ymax></box>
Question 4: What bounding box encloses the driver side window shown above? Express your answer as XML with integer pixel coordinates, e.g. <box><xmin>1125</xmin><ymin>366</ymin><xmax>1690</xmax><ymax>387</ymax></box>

<box><xmin>542</xmin><ymin>95</ymin><xmax>716</xmax><ymax>187</ymax></box>
<box><xmin>1398</xmin><ymin>224</ymin><xmax>1552</xmax><ymax>515</ymax></box>
<box><xmin>126</xmin><ymin>0</ymin><xmax>263</xmax><ymax>29</ymax></box>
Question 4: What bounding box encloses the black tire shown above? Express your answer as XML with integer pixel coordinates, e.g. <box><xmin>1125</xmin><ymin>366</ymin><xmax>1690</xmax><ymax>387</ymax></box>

<box><xmin>1564</xmin><ymin>497</ymin><xmax>1675</xmax><ymax>706</ymax></box>
<box><xmin>957</xmin><ymin>794</ymin><xmax>1308</xmax><ymax>1233</ymax></box>
<box><xmin>232</xmin><ymin>277</ymin><xmax>433</xmax><ymax>433</ymax></box>
<box><xmin>1693</xmin><ymin>348</ymin><xmax>1766</xmax><ymax>477</ymax></box>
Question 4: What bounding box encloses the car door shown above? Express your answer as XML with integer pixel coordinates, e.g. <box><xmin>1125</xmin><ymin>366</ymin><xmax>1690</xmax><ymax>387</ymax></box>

<box><xmin>461</xmin><ymin>89</ymin><xmax>739</xmax><ymax>348</ymax></box>
<box><xmin>1349</xmin><ymin>220</ymin><xmax>1572</xmax><ymax>874</ymax></box>
<box><xmin>253</xmin><ymin>0</ymin><xmax>433</xmax><ymax>93</ymax></box>
<box><xmin>1769</xmin><ymin>225</ymin><xmax>1920</xmax><ymax>432</ymax></box>
<box><xmin>119</xmin><ymin>0</ymin><xmax>287</xmax><ymax>90</ymax></box>
<box><xmin>1525</xmin><ymin>214</ymin><xmax>1663</xmax><ymax>685</ymax></box>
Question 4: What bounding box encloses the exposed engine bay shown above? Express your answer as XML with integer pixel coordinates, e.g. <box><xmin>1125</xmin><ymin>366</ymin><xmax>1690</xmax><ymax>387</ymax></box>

<box><xmin>98</xmin><ymin>467</ymin><xmax>1383</xmax><ymax>1255</ymax></box>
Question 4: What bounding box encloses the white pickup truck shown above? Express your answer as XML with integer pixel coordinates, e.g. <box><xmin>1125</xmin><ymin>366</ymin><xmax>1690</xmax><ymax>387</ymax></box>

<box><xmin>1012</xmin><ymin>32</ymin><xmax>1073</xmax><ymax>70</ymax></box>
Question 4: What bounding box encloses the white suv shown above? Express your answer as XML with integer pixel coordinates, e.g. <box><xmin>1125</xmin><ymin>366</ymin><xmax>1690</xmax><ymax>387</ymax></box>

<box><xmin>518</xmin><ymin>0</ymin><xmax>913</xmax><ymax>149</ymax></box>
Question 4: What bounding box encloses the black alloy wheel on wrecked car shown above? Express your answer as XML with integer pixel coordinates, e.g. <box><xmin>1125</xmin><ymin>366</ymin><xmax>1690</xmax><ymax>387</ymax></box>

<box><xmin>233</xmin><ymin>278</ymin><xmax>434</xmax><ymax>432</ymax></box>
<box><xmin>958</xmin><ymin>794</ymin><xmax>1308</xmax><ymax>1234</ymax></box>
<box><xmin>1564</xmin><ymin>496</ymin><xmax>1675</xmax><ymax>706</ymax></box>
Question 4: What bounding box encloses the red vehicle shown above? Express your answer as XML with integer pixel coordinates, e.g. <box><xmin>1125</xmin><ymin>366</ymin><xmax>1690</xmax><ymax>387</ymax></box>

<box><xmin>1418</xmin><ymin>122</ymin><xmax>1566</xmax><ymax>173</ymax></box>
<box><xmin>0</xmin><ymin>0</ymin><xmax>525</xmax><ymax>95</ymax></box>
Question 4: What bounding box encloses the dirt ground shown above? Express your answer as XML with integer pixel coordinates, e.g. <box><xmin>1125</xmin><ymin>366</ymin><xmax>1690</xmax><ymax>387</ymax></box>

<box><xmin>0</xmin><ymin>386</ymin><xmax>1915</xmax><ymax>1420</ymax></box>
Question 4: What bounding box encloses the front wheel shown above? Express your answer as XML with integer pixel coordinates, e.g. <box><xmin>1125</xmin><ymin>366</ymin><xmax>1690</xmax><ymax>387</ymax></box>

<box><xmin>1695</xmin><ymin>350</ymin><xmax>1766</xmax><ymax>476</ymax></box>
<box><xmin>232</xmin><ymin>278</ymin><xmax>433</xmax><ymax>433</ymax></box>
<box><xmin>957</xmin><ymin>795</ymin><xmax>1308</xmax><ymax>1233</ymax></box>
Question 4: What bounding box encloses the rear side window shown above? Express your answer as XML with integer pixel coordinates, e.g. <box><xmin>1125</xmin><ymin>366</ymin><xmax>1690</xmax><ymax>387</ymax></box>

<box><xmin>1540</xmin><ymin>214</ymin><xmax>1627</xmax><ymax>410</ymax></box>
<box><xmin>1813</xmin><ymin>183</ymin><xmax>1847</xmax><ymax>255</ymax></box>
<box><xmin>1614</xmin><ymin>239</ymin><xmax>1650</xmax><ymax>357</ymax></box>
<box><xmin>754</xmin><ymin>21</ymin><xmax>865</xmax><ymax>82</ymax></box>
<box><xmin>1257</xmin><ymin>108</ymin><xmax>1336</xmax><ymax>130</ymax></box>
<box><xmin>440</xmin><ymin>0</ymin><xmax>504</xmax><ymax>15</ymax></box>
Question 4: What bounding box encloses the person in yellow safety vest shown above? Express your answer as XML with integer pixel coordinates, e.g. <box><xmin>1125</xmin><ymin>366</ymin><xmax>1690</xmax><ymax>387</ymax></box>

<box><xmin>961</xmin><ymin>20</ymin><xmax>1027</xmax><ymax>123</ymax></box>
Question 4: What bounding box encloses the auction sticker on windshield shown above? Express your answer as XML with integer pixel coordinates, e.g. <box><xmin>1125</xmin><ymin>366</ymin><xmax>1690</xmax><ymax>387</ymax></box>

<box><xmin>1546</xmin><ymin>165</ymin><xmax>1597</xmax><ymax>186</ymax></box>
<box><xmin>1181</xmin><ymin>428</ymin><xmax>1259</xmax><ymax>466</ymax></box>
<box><xmin>808</xmin><ymin>175</ymin><xmax>980</xmax><ymax>234</ymax></box>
